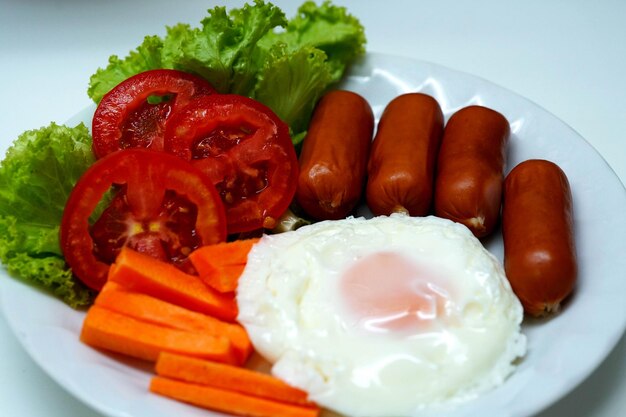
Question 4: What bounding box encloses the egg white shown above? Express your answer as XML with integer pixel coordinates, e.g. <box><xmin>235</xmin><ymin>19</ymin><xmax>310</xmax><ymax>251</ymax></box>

<box><xmin>237</xmin><ymin>215</ymin><xmax>526</xmax><ymax>417</ymax></box>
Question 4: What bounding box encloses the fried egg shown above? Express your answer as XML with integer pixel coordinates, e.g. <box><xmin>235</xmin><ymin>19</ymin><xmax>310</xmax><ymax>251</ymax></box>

<box><xmin>237</xmin><ymin>215</ymin><xmax>526</xmax><ymax>417</ymax></box>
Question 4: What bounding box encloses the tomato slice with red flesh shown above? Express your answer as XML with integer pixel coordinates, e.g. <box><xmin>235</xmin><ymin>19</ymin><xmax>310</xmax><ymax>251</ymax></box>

<box><xmin>92</xmin><ymin>69</ymin><xmax>216</xmax><ymax>159</ymax></box>
<box><xmin>60</xmin><ymin>149</ymin><xmax>227</xmax><ymax>291</ymax></box>
<box><xmin>164</xmin><ymin>94</ymin><xmax>299</xmax><ymax>234</ymax></box>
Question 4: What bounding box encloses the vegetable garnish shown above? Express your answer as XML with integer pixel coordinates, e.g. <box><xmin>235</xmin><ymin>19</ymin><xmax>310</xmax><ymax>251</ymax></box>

<box><xmin>164</xmin><ymin>94</ymin><xmax>299</xmax><ymax>234</ymax></box>
<box><xmin>92</xmin><ymin>69</ymin><xmax>216</xmax><ymax>158</ymax></box>
<box><xmin>155</xmin><ymin>352</ymin><xmax>316</xmax><ymax>407</ymax></box>
<box><xmin>60</xmin><ymin>149</ymin><xmax>227</xmax><ymax>291</ymax></box>
<box><xmin>95</xmin><ymin>282</ymin><xmax>252</xmax><ymax>364</ymax></box>
<box><xmin>150</xmin><ymin>376</ymin><xmax>320</xmax><ymax>417</ymax></box>
<box><xmin>107</xmin><ymin>247</ymin><xmax>238</xmax><ymax>322</ymax></box>
<box><xmin>189</xmin><ymin>238</ymin><xmax>260</xmax><ymax>293</ymax></box>
<box><xmin>0</xmin><ymin>0</ymin><xmax>365</xmax><ymax>306</ymax></box>
<box><xmin>0</xmin><ymin>123</ymin><xmax>96</xmax><ymax>307</ymax></box>
<box><xmin>80</xmin><ymin>243</ymin><xmax>254</xmax><ymax>364</ymax></box>
<box><xmin>87</xmin><ymin>0</ymin><xmax>366</xmax><ymax>145</ymax></box>
<box><xmin>81</xmin><ymin>305</ymin><xmax>238</xmax><ymax>364</ymax></box>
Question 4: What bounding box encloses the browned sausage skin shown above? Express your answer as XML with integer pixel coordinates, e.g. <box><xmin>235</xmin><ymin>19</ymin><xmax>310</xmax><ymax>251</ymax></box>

<box><xmin>296</xmin><ymin>90</ymin><xmax>374</xmax><ymax>220</ymax></box>
<box><xmin>434</xmin><ymin>105</ymin><xmax>510</xmax><ymax>237</ymax></box>
<box><xmin>366</xmin><ymin>93</ymin><xmax>444</xmax><ymax>216</ymax></box>
<box><xmin>502</xmin><ymin>159</ymin><xmax>577</xmax><ymax>317</ymax></box>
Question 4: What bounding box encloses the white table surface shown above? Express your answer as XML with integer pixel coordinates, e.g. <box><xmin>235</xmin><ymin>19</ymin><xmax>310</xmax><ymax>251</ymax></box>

<box><xmin>1</xmin><ymin>0</ymin><xmax>624</xmax><ymax>416</ymax></box>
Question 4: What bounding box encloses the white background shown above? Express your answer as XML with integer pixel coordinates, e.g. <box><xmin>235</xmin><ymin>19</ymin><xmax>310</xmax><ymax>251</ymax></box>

<box><xmin>0</xmin><ymin>0</ymin><xmax>624</xmax><ymax>416</ymax></box>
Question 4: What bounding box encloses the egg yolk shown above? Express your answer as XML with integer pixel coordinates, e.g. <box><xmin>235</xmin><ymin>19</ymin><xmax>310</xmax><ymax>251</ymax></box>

<box><xmin>340</xmin><ymin>251</ymin><xmax>451</xmax><ymax>333</ymax></box>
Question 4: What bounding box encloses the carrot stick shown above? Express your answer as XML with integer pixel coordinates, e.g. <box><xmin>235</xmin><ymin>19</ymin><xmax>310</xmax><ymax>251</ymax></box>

<box><xmin>150</xmin><ymin>376</ymin><xmax>319</xmax><ymax>417</ymax></box>
<box><xmin>100</xmin><ymin>281</ymin><xmax>125</xmax><ymax>292</ymax></box>
<box><xmin>80</xmin><ymin>306</ymin><xmax>237</xmax><ymax>364</ymax></box>
<box><xmin>190</xmin><ymin>238</ymin><xmax>260</xmax><ymax>270</ymax></box>
<box><xmin>155</xmin><ymin>352</ymin><xmax>314</xmax><ymax>407</ymax></box>
<box><xmin>108</xmin><ymin>247</ymin><xmax>238</xmax><ymax>322</ymax></box>
<box><xmin>95</xmin><ymin>285</ymin><xmax>252</xmax><ymax>364</ymax></box>
<box><xmin>198</xmin><ymin>264</ymin><xmax>246</xmax><ymax>293</ymax></box>
<box><xmin>189</xmin><ymin>238</ymin><xmax>259</xmax><ymax>292</ymax></box>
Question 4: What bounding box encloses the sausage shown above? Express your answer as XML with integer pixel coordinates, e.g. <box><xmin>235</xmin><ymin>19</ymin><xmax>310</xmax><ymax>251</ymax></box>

<box><xmin>502</xmin><ymin>159</ymin><xmax>577</xmax><ymax>317</ymax></box>
<box><xmin>434</xmin><ymin>105</ymin><xmax>510</xmax><ymax>237</ymax></box>
<box><xmin>366</xmin><ymin>93</ymin><xmax>444</xmax><ymax>216</ymax></box>
<box><xmin>296</xmin><ymin>90</ymin><xmax>374</xmax><ymax>220</ymax></box>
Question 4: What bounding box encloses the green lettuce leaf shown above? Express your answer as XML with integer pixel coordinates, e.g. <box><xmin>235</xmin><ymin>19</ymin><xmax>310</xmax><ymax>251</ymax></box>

<box><xmin>0</xmin><ymin>123</ymin><xmax>96</xmax><ymax>307</ymax></box>
<box><xmin>86</xmin><ymin>1</ymin><xmax>366</xmax><ymax>145</ymax></box>
<box><xmin>162</xmin><ymin>2</ymin><xmax>287</xmax><ymax>94</ymax></box>
<box><xmin>88</xmin><ymin>35</ymin><xmax>164</xmax><ymax>103</ymax></box>
<box><xmin>251</xmin><ymin>1</ymin><xmax>366</xmax><ymax>142</ymax></box>
<box><xmin>88</xmin><ymin>1</ymin><xmax>287</xmax><ymax>99</ymax></box>
<box><xmin>254</xmin><ymin>45</ymin><xmax>333</xmax><ymax>142</ymax></box>
<box><xmin>259</xmin><ymin>1</ymin><xmax>367</xmax><ymax>82</ymax></box>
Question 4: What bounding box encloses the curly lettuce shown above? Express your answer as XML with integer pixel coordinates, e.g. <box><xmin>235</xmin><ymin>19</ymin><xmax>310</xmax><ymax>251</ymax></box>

<box><xmin>0</xmin><ymin>123</ymin><xmax>96</xmax><ymax>307</ymax></box>
<box><xmin>88</xmin><ymin>36</ymin><xmax>164</xmax><ymax>105</ymax></box>
<box><xmin>87</xmin><ymin>0</ymin><xmax>366</xmax><ymax>145</ymax></box>
<box><xmin>161</xmin><ymin>2</ymin><xmax>287</xmax><ymax>95</ymax></box>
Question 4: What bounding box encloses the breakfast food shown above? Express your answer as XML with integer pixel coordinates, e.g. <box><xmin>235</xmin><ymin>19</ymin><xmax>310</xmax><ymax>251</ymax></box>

<box><xmin>366</xmin><ymin>93</ymin><xmax>444</xmax><ymax>216</ymax></box>
<box><xmin>296</xmin><ymin>90</ymin><xmax>374</xmax><ymax>220</ymax></box>
<box><xmin>237</xmin><ymin>215</ymin><xmax>526</xmax><ymax>416</ymax></box>
<box><xmin>189</xmin><ymin>238</ymin><xmax>261</xmax><ymax>293</ymax></box>
<box><xmin>164</xmin><ymin>94</ymin><xmax>299</xmax><ymax>233</ymax></box>
<box><xmin>434</xmin><ymin>105</ymin><xmax>510</xmax><ymax>237</ymax></box>
<box><xmin>91</xmin><ymin>69</ymin><xmax>216</xmax><ymax>158</ymax></box>
<box><xmin>502</xmin><ymin>159</ymin><xmax>577</xmax><ymax>316</ymax></box>
<box><xmin>154</xmin><ymin>352</ymin><xmax>316</xmax><ymax>408</ymax></box>
<box><xmin>81</xmin><ymin>306</ymin><xmax>238</xmax><ymax>364</ymax></box>
<box><xmin>60</xmin><ymin>149</ymin><xmax>227</xmax><ymax>291</ymax></box>
<box><xmin>4</xmin><ymin>0</ymin><xmax>594</xmax><ymax>415</ymax></box>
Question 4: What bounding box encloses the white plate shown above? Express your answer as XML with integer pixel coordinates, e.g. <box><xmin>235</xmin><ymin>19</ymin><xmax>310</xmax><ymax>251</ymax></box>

<box><xmin>1</xmin><ymin>52</ymin><xmax>625</xmax><ymax>417</ymax></box>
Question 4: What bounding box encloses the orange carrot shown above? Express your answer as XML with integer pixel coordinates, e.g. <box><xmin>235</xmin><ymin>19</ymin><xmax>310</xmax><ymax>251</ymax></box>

<box><xmin>81</xmin><ymin>306</ymin><xmax>237</xmax><ymax>364</ymax></box>
<box><xmin>108</xmin><ymin>247</ymin><xmax>238</xmax><ymax>322</ymax></box>
<box><xmin>100</xmin><ymin>281</ymin><xmax>125</xmax><ymax>292</ymax></box>
<box><xmin>189</xmin><ymin>238</ymin><xmax>259</xmax><ymax>292</ymax></box>
<box><xmin>199</xmin><ymin>264</ymin><xmax>246</xmax><ymax>293</ymax></box>
<box><xmin>155</xmin><ymin>352</ymin><xmax>314</xmax><ymax>407</ymax></box>
<box><xmin>150</xmin><ymin>376</ymin><xmax>319</xmax><ymax>417</ymax></box>
<box><xmin>95</xmin><ymin>285</ymin><xmax>252</xmax><ymax>364</ymax></box>
<box><xmin>190</xmin><ymin>238</ymin><xmax>260</xmax><ymax>269</ymax></box>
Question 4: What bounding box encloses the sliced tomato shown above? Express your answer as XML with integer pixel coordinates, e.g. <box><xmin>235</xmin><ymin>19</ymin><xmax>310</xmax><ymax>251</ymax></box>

<box><xmin>92</xmin><ymin>69</ymin><xmax>216</xmax><ymax>159</ymax></box>
<box><xmin>164</xmin><ymin>94</ymin><xmax>299</xmax><ymax>234</ymax></box>
<box><xmin>60</xmin><ymin>149</ymin><xmax>227</xmax><ymax>291</ymax></box>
